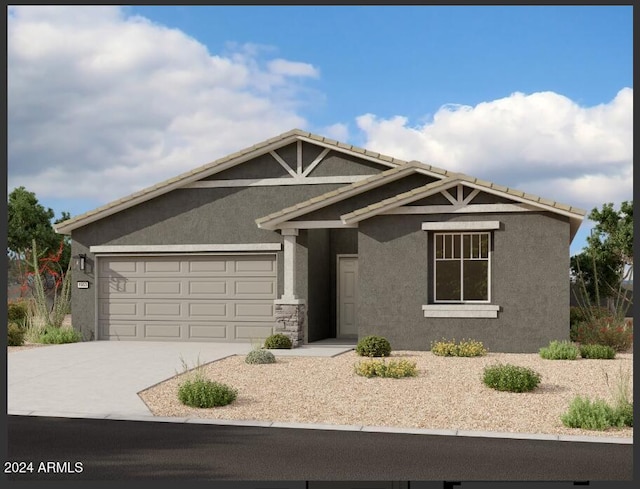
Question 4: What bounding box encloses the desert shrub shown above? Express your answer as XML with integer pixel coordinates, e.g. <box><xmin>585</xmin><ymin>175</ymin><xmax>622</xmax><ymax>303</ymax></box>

<box><xmin>539</xmin><ymin>340</ymin><xmax>579</xmax><ymax>360</ymax></box>
<box><xmin>605</xmin><ymin>366</ymin><xmax>633</xmax><ymax>427</ymax></box>
<box><xmin>579</xmin><ymin>344</ymin><xmax>616</xmax><ymax>359</ymax></box>
<box><xmin>560</xmin><ymin>397</ymin><xmax>618</xmax><ymax>430</ymax></box>
<box><xmin>569</xmin><ymin>306</ymin><xmax>610</xmax><ymax>333</ymax></box>
<box><xmin>37</xmin><ymin>326</ymin><xmax>82</xmax><ymax>344</ymax></box>
<box><xmin>562</xmin><ymin>366</ymin><xmax>633</xmax><ymax>430</ymax></box>
<box><xmin>613</xmin><ymin>402</ymin><xmax>633</xmax><ymax>428</ymax></box>
<box><xmin>263</xmin><ymin>333</ymin><xmax>292</xmax><ymax>349</ymax></box>
<box><xmin>245</xmin><ymin>349</ymin><xmax>276</xmax><ymax>364</ymax></box>
<box><xmin>482</xmin><ymin>363</ymin><xmax>541</xmax><ymax>393</ymax></box>
<box><xmin>571</xmin><ymin>317</ymin><xmax>633</xmax><ymax>352</ymax></box>
<box><xmin>569</xmin><ymin>307</ymin><xmax>584</xmax><ymax>332</ymax></box>
<box><xmin>355</xmin><ymin>335</ymin><xmax>392</xmax><ymax>357</ymax></box>
<box><xmin>8</xmin><ymin>299</ymin><xmax>31</xmax><ymax>325</ymax></box>
<box><xmin>354</xmin><ymin>358</ymin><xmax>417</xmax><ymax>378</ymax></box>
<box><xmin>7</xmin><ymin>323</ymin><xmax>25</xmax><ymax>346</ymax></box>
<box><xmin>431</xmin><ymin>338</ymin><xmax>487</xmax><ymax>357</ymax></box>
<box><xmin>178</xmin><ymin>378</ymin><xmax>238</xmax><ymax>408</ymax></box>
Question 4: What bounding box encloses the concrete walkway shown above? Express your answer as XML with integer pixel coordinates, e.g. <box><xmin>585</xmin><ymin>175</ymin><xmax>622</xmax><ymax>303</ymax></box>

<box><xmin>7</xmin><ymin>341</ymin><xmax>631</xmax><ymax>445</ymax></box>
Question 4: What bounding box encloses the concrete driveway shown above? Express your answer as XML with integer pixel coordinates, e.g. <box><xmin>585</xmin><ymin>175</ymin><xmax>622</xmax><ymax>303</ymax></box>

<box><xmin>7</xmin><ymin>341</ymin><xmax>258</xmax><ymax>418</ymax></box>
<box><xmin>7</xmin><ymin>340</ymin><xmax>354</xmax><ymax>419</ymax></box>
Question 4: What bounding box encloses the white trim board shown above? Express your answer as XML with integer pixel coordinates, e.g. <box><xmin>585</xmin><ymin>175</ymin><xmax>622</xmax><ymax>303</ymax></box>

<box><xmin>421</xmin><ymin>221</ymin><xmax>501</xmax><ymax>231</ymax></box>
<box><xmin>422</xmin><ymin>304</ymin><xmax>500</xmax><ymax>318</ymax></box>
<box><xmin>279</xmin><ymin>220</ymin><xmax>358</xmax><ymax>229</ymax></box>
<box><xmin>185</xmin><ymin>175</ymin><xmax>375</xmax><ymax>188</ymax></box>
<box><xmin>383</xmin><ymin>203</ymin><xmax>536</xmax><ymax>215</ymax></box>
<box><xmin>90</xmin><ymin>244</ymin><xmax>282</xmax><ymax>254</ymax></box>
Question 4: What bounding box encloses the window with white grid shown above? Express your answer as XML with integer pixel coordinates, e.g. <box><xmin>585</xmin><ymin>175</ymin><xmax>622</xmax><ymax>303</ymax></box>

<box><xmin>434</xmin><ymin>232</ymin><xmax>490</xmax><ymax>302</ymax></box>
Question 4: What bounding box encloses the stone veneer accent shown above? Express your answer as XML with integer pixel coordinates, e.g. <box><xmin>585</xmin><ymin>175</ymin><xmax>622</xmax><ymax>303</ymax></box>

<box><xmin>274</xmin><ymin>303</ymin><xmax>306</xmax><ymax>348</ymax></box>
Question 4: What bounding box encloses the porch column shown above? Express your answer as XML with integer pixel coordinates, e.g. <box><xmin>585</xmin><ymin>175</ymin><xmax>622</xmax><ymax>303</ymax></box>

<box><xmin>281</xmin><ymin>228</ymin><xmax>298</xmax><ymax>301</ymax></box>
<box><xmin>274</xmin><ymin>228</ymin><xmax>305</xmax><ymax>348</ymax></box>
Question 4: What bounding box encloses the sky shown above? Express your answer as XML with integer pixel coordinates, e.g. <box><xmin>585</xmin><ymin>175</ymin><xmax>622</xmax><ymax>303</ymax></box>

<box><xmin>7</xmin><ymin>5</ymin><xmax>633</xmax><ymax>257</ymax></box>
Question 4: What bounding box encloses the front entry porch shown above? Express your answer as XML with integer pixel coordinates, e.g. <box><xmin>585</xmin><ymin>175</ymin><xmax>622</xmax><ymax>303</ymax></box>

<box><xmin>273</xmin><ymin>227</ymin><xmax>359</xmax><ymax>346</ymax></box>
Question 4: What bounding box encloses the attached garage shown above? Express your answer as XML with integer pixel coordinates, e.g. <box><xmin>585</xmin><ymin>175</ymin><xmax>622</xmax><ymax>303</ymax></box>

<box><xmin>97</xmin><ymin>254</ymin><xmax>277</xmax><ymax>341</ymax></box>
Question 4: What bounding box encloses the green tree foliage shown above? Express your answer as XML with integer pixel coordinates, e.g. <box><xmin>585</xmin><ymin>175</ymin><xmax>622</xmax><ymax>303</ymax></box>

<box><xmin>7</xmin><ymin>186</ymin><xmax>71</xmax><ymax>273</ymax></box>
<box><xmin>570</xmin><ymin>201</ymin><xmax>633</xmax><ymax>306</ymax></box>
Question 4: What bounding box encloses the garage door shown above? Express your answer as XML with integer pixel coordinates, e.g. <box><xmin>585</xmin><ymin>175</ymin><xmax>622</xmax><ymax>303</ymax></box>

<box><xmin>97</xmin><ymin>255</ymin><xmax>277</xmax><ymax>341</ymax></box>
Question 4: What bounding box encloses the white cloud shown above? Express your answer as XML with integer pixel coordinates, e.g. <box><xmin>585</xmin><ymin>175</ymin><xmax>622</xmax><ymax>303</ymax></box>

<box><xmin>321</xmin><ymin>123</ymin><xmax>350</xmax><ymax>142</ymax></box>
<box><xmin>355</xmin><ymin>88</ymin><xmax>633</xmax><ymax>212</ymax></box>
<box><xmin>8</xmin><ymin>6</ymin><xmax>320</xmax><ymax>203</ymax></box>
<box><xmin>268</xmin><ymin>58</ymin><xmax>319</xmax><ymax>78</ymax></box>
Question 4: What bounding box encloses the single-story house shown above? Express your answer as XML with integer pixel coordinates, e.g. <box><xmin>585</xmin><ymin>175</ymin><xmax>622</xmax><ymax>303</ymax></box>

<box><xmin>55</xmin><ymin>129</ymin><xmax>586</xmax><ymax>352</ymax></box>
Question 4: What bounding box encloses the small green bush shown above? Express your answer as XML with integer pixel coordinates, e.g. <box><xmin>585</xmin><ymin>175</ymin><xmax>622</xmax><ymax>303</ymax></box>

<box><xmin>560</xmin><ymin>396</ymin><xmax>618</xmax><ymax>431</ymax></box>
<box><xmin>263</xmin><ymin>333</ymin><xmax>292</xmax><ymax>349</ymax></box>
<box><xmin>579</xmin><ymin>344</ymin><xmax>616</xmax><ymax>359</ymax></box>
<box><xmin>482</xmin><ymin>363</ymin><xmax>541</xmax><ymax>393</ymax></box>
<box><xmin>354</xmin><ymin>358</ymin><xmax>417</xmax><ymax>378</ymax></box>
<box><xmin>178</xmin><ymin>378</ymin><xmax>238</xmax><ymax>408</ymax></box>
<box><xmin>355</xmin><ymin>335</ymin><xmax>392</xmax><ymax>357</ymax></box>
<box><xmin>8</xmin><ymin>299</ymin><xmax>31</xmax><ymax>325</ymax></box>
<box><xmin>7</xmin><ymin>323</ymin><xmax>25</xmax><ymax>346</ymax></box>
<box><xmin>539</xmin><ymin>340</ymin><xmax>579</xmax><ymax>360</ymax></box>
<box><xmin>38</xmin><ymin>326</ymin><xmax>82</xmax><ymax>344</ymax></box>
<box><xmin>245</xmin><ymin>349</ymin><xmax>276</xmax><ymax>364</ymax></box>
<box><xmin>431</xmin><ymin>338</ymin><xmax>487</xmax><ymax>357</ymax></box>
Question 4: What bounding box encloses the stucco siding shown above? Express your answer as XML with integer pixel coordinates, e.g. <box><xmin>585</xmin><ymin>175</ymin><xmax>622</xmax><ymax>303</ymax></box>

<box><xmin>306</xmin><ymin>151</ymin><xmax>389</xmax><ymax>177</ymax></box>
<box><xmin>70</xmin><ymin>184</ymin><xmax>343</xmax><ymax>341</ymax></box>
<box><xmin>301</xmin><ymin>142</ymin><xmax>325</xmax><ymax>169</ymax></box>
<box><xmin>358</xmin><ymin>212</ymin><xmax>570</xmax><ymax>353</ymax></box>
<box><xmin>202</xmin><ymin>153</ymin><xmax>291</xmax><ymax>180</ymax></box>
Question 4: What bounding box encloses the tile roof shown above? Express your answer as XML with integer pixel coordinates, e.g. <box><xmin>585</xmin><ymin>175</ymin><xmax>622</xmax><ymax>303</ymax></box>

<box><xmin>55</xmin><ymin>127</ymin><xmax>586</xmax><ymax>235</ymax></box>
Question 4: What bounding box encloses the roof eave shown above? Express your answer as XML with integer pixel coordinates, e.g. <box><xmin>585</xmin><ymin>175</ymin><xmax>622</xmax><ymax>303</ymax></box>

<box><xmin>341</xmin><ymin>178</ymin><xmax>460</xmax><ymax>225</ymax></box>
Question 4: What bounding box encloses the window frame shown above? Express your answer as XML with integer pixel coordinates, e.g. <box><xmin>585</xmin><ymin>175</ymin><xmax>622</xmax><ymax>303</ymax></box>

<box><xmin>432</xmin><ymin>231</ymin><xmax>492</xmax><ymax>304</ymax></box>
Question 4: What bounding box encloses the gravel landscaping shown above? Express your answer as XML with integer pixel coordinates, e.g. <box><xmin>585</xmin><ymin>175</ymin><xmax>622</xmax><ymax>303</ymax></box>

<box><xmin>139</xmin><ymin>350</ymin><xmax>633</xmax><ymax>438</ymax></box>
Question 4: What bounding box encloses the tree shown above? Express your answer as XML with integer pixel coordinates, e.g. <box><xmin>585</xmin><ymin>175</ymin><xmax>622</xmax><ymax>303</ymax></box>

<box><xmin>7</xmin><ymin>186</ymin><xmax>71</xmax><ymax>289</ymax></box>
<box><xmin>570</xmin><ymin>201</ymin><xmax>633</xmax><ymax>308</ymax></box>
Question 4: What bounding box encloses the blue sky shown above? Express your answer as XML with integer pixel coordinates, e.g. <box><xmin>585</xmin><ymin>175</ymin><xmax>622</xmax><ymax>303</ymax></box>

<box><xmin>7</xmin><ymin>5</ymin><xmax>633</xmax><ymax>256</ymax></box>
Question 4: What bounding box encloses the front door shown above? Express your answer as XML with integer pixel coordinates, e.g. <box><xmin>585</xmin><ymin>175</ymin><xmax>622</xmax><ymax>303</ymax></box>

<box><xmin>337</xmin><ymin>255</ymin><xmax>358</xmax><ymax>338</ymax></box>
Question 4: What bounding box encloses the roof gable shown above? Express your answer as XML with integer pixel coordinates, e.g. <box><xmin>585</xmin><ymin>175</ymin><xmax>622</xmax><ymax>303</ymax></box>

<box><xmin>55</xmin><ymin>129</ymin><xmax>418</xmax><ymax>234</ymax></box>
<box><xmin>339</xmin><ymin>177</ymin><xmax>585</xmax><ymax>241</ymax></box>
<box><xmin>55</xmin><ymin>128</ymin><xmax>587</xmax><ymax>242</ymax></box>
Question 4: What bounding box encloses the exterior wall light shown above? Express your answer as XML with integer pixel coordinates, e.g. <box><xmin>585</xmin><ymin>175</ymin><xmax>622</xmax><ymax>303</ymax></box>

<box><xmin>76</xmin><ymin>253</ymin><xmax>86</xmax><ymax>271</ymax></box>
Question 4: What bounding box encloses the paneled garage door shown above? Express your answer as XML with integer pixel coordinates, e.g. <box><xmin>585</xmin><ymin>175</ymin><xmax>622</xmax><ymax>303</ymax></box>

<box><xmin>98</xmin><ymin>255</ymin><xmax>277</xmax><ymax>341</ymax></box>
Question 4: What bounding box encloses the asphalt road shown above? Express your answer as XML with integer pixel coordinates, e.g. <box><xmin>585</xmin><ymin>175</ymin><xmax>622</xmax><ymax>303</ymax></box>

<box><xmin>4</xmin><ymin>416</ymin><xmax>633</xmax><ymax>482</ymax></box>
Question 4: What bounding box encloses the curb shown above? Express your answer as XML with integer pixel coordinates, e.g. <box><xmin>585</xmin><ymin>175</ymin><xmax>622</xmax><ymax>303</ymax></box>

<box><xmin>8</xmin><ymin>410</ymin><xmax>633</xmax><ymax>445</ymax></box>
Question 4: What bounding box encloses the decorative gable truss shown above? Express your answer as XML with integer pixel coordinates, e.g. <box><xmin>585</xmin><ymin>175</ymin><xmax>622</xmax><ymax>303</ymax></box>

<box><xmin>340</xmin><ymin>177</ymin><xmax>585</xmax><ymax>240</ymax></box>
<box><xmin>185</xmin><ymin>141</ymin><xmax>380</xmax><ymax>188</ymax></box>
<box><xmin>380</xmin><ymin>182</ymin><xmax>539</xmax><ymax>215</ymax></box>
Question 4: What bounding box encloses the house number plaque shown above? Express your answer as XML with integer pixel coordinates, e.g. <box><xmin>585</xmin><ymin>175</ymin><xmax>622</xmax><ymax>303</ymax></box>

<box><xmin>77</xmin><ymin>281</ymin><xmax>90</xmax><ymax>289</ymax></box>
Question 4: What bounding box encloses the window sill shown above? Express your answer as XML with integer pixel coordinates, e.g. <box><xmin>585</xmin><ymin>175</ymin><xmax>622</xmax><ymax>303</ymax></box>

<box><xmin>422</xmin><ymin>304</ymin><xmax>500</xmax><ymax>318</ymax></box>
